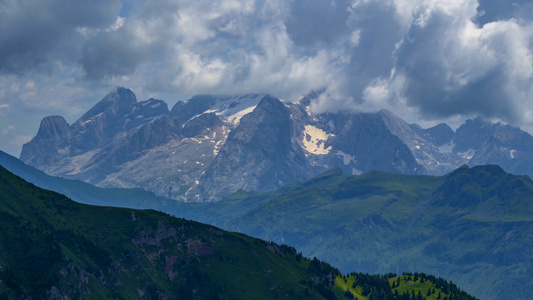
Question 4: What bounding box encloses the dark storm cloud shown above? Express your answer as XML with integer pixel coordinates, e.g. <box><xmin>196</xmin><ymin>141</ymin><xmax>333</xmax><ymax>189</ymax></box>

<box><xmin>382</xmin><ymin>0</ymin><xmax>533</xmax><ymax>123</ymax></box>
<box><xmin>344</xmin><ymin>2</ymin><xmax>404</xmax><ymax>101</ymax></box>
<box><xmin>0</xmin><ymin>0</ymin><xmax>121</xmax><ymax>74</ymax></box>
<box><xmin>80</xmin><ymin>28</ymin><xmax>146</xmax><ymax>79</ymax></box>
<box><xmin>285</xmin><ymin>0</ymin><xmax>351</xmax><ymax>48</ymax></box>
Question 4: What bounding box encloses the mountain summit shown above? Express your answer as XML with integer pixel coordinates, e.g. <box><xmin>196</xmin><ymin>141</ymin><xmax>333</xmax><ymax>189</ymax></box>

<box><xmin>20</xmin><ymin>88</ymin><xmax>533</xmax><ymax>201</ymax></box>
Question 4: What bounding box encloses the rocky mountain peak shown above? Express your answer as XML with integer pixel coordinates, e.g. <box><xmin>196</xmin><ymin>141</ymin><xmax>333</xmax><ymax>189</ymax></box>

<box><xmin>183</xmin><ymin>113</ymin><xmax>223</xmax><ymax>138</ymax></box>
<box><xmin>20</xmin><ymin>116</ymin><xmax>71</xmax><ymax>168</ymax></box>
<box><xmin>196</xmin><ymin>95</ymin><xmax>311</xmax><ymax>200</ymax></box>
<box><xmin>125</xmin><ymin>98</ymin><xmax>169</xmax><ymax>130</ymax></box>
<box><xmin>171</xmin><ymin>95</ymin><xmax>216</xmax><ymax>124</ymax></box>
<box><xmin>77</xmin><ymin>87</ymin><xmax>137</xmax><ymax>123</ymax></box>
<box><xmin>254</xmin><ymin>95</ymin><xmax>287</xmax><ymax>114</ymax></box>
<box><xmin>410</xmin><ymin>123</ymin><xmax>454</xmax><ymax>147</ymax></box>
<box><xmin>454</xmin><ymin>117</ymin><xmax>499</xmax><ymax>153</ymax></box>
<box><xmin>378</xmin><ymin>109</ymin><xmax>417</xmax><ymax>141</ymax></box>
<box><xmin>35</xmin><ymin>115</ymin><xmax>70</xmax><ymax>140</ymax></box>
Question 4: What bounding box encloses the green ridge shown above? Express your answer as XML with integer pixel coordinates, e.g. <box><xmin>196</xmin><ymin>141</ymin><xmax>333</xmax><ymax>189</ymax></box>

<box><xmin>224</xmin><ymin>165</ymin><xmax>533</xmax><ymax>299</ymax></box>
<box><xmin>0</xmin><ymin>165</ymin><xmax>334</xmax><ymax>299</ymax></box>
<box><xmin>0</xmin><ymin>165</ymin><xmax>477</xmax><ymax>299</ymax></box>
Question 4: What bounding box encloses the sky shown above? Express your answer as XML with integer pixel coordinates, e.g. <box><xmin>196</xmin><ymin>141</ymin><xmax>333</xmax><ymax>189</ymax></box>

<box><xmin>1</xmin><ymin>0</ymin><xmax>533</xmax><ymax>157</ymax></box>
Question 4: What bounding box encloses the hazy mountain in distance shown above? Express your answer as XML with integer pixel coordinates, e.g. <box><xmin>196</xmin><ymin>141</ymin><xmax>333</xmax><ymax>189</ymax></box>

<box><xmin>20</xmin><ymin>87</ymin><xmax>533</xmax><ymax>201</ymax></box>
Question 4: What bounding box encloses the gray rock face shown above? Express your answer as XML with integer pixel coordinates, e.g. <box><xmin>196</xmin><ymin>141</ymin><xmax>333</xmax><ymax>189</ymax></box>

<box><xmin>69</xmin><ymin>87</ymin><xmax>138</xmax><ymax>154</ymax></box>
<box><xmin>126</xmin><ymin>98</ymin><xmax>169</xmax><ymax>130</ymax></box>
<box><xmin>328</xmin><ymin>112</ymin><xmax>423</xmax><ymax>175</ymax></box>
<box><xmin>183</xmin><ymin>113</ymin><xmax>222</xmax><ymax>138</ymax></box>
<box><xmin>20</xmin><ymin>115</ymin><xmax>71</xmax><ymax>167</ymax></box>
<box><xmin>377</xmin><ymin>109</ymin><xmax>457</xmax><ymax>175</ymax></box>
<box><xmin>411</xmin><ymin>123</ymin><xmax>454</xmax><ymax>147</ymax></box>
<box><xmin>78</xmin><ymin>116</ymin><xmax>184</xmax><ymax>183</ymax></box>
<box><xmin>171</xmin><ymin>95</ymin><xmax>216</xmax><ymax>124</ymax></box>
<box><xmin>455</xmin><ymin>118</ymin><xmax>533</xmax><ymax>176</ymax></box>
<box><xmin>196</xmin><ymin>95</ymin><xmax>312</xmax><ymax>200</ymax></box>
<box><xmin>20</xmin><ymin>87</ymin><xmax>533</xmax><ymax>202</ymax></box>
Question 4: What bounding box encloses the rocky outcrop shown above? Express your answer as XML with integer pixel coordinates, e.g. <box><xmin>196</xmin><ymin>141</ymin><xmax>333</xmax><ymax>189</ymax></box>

<box><xmin>183</xmin><ymin>113</ymin><xmax>223</xmax><ymax>138</ymax></box>
<box><xmin>69</xmin><ymin>87</ymin><xmax>139</xmax><ymax>155</ymax></box>
<box><xmin>455</xmin><ymin>118</ymin><xmax>533</xmax><ymax>176</ymax></box>
<box><xmin>411</xmin><ymin>123</ymin><xmax>454</xmax><ymax>147</ymax></box>
<box><xmin>125</xmin><ymin>98</ymin><xmax>169</xmax><ymax>130</ymax></box>
<box><xmin>197</xmin><ymin>95</ymin><xmax>313</xmax><ymax>200</ymax></box>
<box><xmin>20</xmin><ymin>116</ymin><xmax>71</xmax><ymax>168</ymax></box>
<box><xmin>76</xmin><ymin>116</ymin><xmax>184</xmax><ymax>183</ymax></box>
<box><xmin>171</xmin><ymin>95</ymin><xmax>216</xmax><ymax>124</ymax></box>
<box><xmin>329</xmin><ymin>112</ymin><xmax>423</xmax><ymax>175</ymax></box>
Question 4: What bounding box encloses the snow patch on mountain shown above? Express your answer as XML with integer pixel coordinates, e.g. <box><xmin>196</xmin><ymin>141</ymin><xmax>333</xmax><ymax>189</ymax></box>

<box><xmin>458</xmin><ymin>148</ymin><xmax>476</xmax><ymax>160</ymax></box>
<box><xmin>336</xmin><ymin>151</ymin><xmax>355</xmax><ymax>165</ymax></box>
<box><xmin>302</xmin><ymin>125</ymin><xmax>333</xmax><ymax>155</ymax></box>
<box><xmin>203</xmin><ymin>94</ymin><xmax>266</xmax><ymax>124</ymax></box>
<box><xmin>83</xmin><ymin>112</ymin><xmax>104</xmax><ymax>124</ymax></box>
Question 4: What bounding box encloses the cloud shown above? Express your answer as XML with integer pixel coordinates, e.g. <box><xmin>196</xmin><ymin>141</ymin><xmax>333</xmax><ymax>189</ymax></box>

<box><xmin>0</xmin><ymin>0</ymin><xmax>121</xmax><ymax>74</ymax></box>
<box><xmin>14</xmin><ymin>135</ymin><xmax>33</xmax><ymax>147</ymax></box>
<box><xmin>1</xmin><ymin>0</ymin><xmax>533</xmax><ymax>155</ymax></box>
<box><xmin>284</xmin><ymin>0</ymin><xmax>351</xmax><ymax>48</ymax></box>
<box><xmin>2</xmin><ymin>125</ymin><xmax>15</xmax><ymax>136</ymax></box>
<box><xmin>369</xmin><ymin>0</ymin><xmax>533</xmax><ymax>124</ymax></box>
<box><xmin>0</xmin><ymin>104</ymin><xmax>9</xmax><ymax>110</ymax></box>
<box><xmin>114</xmin><ymin>0</ymin><xmax>351</xmax><ymax>100</ymax></box>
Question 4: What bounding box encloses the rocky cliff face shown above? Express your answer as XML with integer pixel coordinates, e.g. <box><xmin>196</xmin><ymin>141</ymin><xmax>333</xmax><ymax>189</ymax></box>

<box><xmin>20</xmin><ymin>116</ymin><xmax>71</xmax><ymax>167</ymax></box>
<box><xmin>20</xmin><ymin>87</ymin><xmax>533</xmax><ymax>201</ymax></box>
<box><xmin>455</xmin><ymin>118</ymin><xmax>533</xmax><ymax>176</ymax></box>
<box><xmin>328</xmin><ymin>112</ymin><xmax>422</xmax><ymax>175</ymax></box>
<box><xmin>196</xmin><ymin>96</ymin><xmax>313</xmax><ymax>200</ymax></box>
<box><xmin>69</xmin><ymin>87</ymin><xmax>139</xmax><ymax>155</ymax></box>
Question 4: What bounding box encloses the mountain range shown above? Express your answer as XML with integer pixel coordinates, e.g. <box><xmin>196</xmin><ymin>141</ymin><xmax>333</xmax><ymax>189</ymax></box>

<box><xmin>19</xmin><ymin>87</ymin><xmax>533</xmax><ymax>201</ymax></box>
<box><xmin>0</xmin><ymin>163</ymin><xmax>478</xmax><ymax>300</ymax></box>
<box><xmin>2</xmin><ymin>149</ymin><xmax>532</xmax><ymax>299</ymax></box>
<box><xmin>11</xmin><ymin>87</ymin><xmax>533</xmax><ymax>299</ymax></box>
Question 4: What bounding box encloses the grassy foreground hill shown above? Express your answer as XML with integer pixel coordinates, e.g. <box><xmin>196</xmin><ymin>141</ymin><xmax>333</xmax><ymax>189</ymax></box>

<box><xmin>0</xmin><ymin>165</ymin><xmax>477</xmax><ymax>299</ymax></box>
<box><xmin>0</xmin><ymin>164</ymin><xmax>335</xmax><ymax>299</ymax></box>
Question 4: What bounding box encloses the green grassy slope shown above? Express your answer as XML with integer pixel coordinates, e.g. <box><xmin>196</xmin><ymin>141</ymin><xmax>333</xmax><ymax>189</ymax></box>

<box><xmin>226</xmin><ymin>165</ymin><xmax>533</xmax><ymax>300</ymax></box>
<box><xmin>332</xmin><ymin>272</ymin><xmax>476</xmax><ymax>300</ymax></box>
<box><xmin>0</xmin><ymin>151</ymin><xmax>522</xmax><ymax>299</ymax></box>
<box><xmin>0</xmin><ymin>165</ymin><xmax>341</xmax><ymax>299</ymax></box>
<box><xmin>0</xmin><ymin>163</ymin><xmax>478</xmax><ymax>299</ymax></box>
